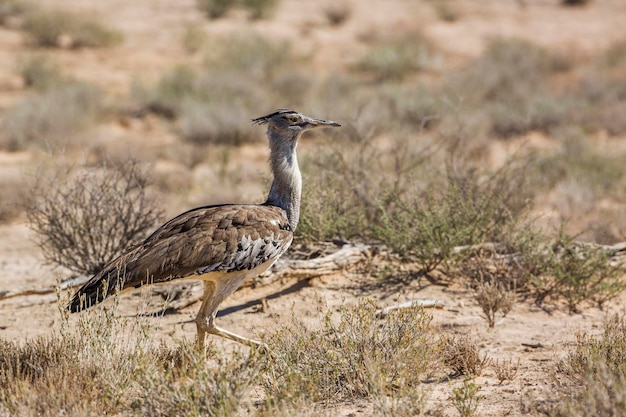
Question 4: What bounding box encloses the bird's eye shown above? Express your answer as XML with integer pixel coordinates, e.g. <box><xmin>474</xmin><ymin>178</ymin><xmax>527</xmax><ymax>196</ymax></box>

<box><xmin>287</xmin><ymin>115</ymin><xmax>300</xmax><ymax>123</ymax></box>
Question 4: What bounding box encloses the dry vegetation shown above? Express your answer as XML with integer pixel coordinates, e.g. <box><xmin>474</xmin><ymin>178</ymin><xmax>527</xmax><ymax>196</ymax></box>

<box><xmin>1</xmin><ymin>0</ymin><xmax>626</xmax><ymax>415</ymax></box>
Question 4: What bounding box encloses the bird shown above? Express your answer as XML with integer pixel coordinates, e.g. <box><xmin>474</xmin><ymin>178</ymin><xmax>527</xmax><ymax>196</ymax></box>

<box><xmin>68</xmin><ymin>109</ymin><xmax>341</xmax><ymax>349</ymax></box>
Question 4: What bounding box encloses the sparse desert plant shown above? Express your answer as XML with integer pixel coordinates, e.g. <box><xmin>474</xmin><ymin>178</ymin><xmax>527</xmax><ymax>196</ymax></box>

<box><xmin>492</xmin><ymin>358</ymin><xmax>520</xmax><ymax>385</ymax></box>
<box><xmin>323</xmin><ymin>1</ymin><xmax>352</xmax><ymax>26</ymax></box>
<box><xmin>26</xmin><ymin>159</ymin><xmax>164</xmax><ymax>275</ymax></box>
<box><xmin>561</xmin><ymin>0</ymin><xmax>590</xmax><ymax>6</ymax></box>
<box><xmin>451</xmin><ymin>38</ymin><xmax>560</xmax><ymax>103</ymax></box>
<box><xmin>473</xmin><ymin>278</ymin><xmax>516</xmax><ymax>328</ymax></box>
<box><xmin>0</xmin><ymin>81</ymin><xmax>103</xmax><ymax>151</ymax></box>
<box><xmin>440</xmin><ymin>333</ymin><xmax>490</xmax><ymax>377</ymax></box>
<box><xmin>550</xmin><ymin>314</ymin><xmax>626</xmax><ymax>416</ymax></box>
<box><xmin>263</xmin><ymin>300</ymin><xmax>437</xmax><ymax>406</ymax></box>
<box><xmin>196</xmin><ymin>0</ymin><xmax>236</xmax><ymax>19</ymax></box>
<box><xmin>429</xmin><ymin>0</ymin><xmax>461</xmax><ymax>22</ymax></box>
<box><xmin>0</xmin><ymin>0</ymin><xmax>33</xmax><ymax>25</ymax></box>
<box><xmin>180</xmin><ymin>99</ymin><xmax>260</xmax><ymax>145</ymax></box>
<box><xmin>0</xmin><ymin>176</ymin><xmax>27</xmax><ymax>223</ymax></box>
<box><xmin>521</xmin><ymin>230</ymin><xmax>625</xmax><ymax>312</ymax></box>
<box><xmin>242</xmin><ymin>0</ymin><xmax>278</xmax><ymax>20</ymax></box>
<box><xmin>451</xmin><ymin>378</ymin><xmax>482</xmax><ymax>417</ymax></box>
<box><xmin>0</xmin><ymin>301</ymin><xmax>260</xmax><ymax>417</ymax></box>
<box><xmin>17</xmin><ymin>55</ymin><xmax>65</xmax><ymax>91</ymax></box>
<box><xmin>356</xmin><ymin>31</ymin><xmax>433</xmax><ymax>81</ymax></box>
<box><xmin>181</xmin><ymin>24</ymin><xmax>207</xmax><ymax>54</ymax></box>
<box><xmin>133</xmin><ymin>65</ymin><xmax>197</xmax><ymax>118</ymax></box>
<box><xmin>22</xmin><ymin>8</ymin><xmax>122</xmax><ymax>48</ymax></box>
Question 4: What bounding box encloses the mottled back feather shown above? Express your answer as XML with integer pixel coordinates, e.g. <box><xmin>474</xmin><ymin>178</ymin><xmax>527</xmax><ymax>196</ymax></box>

<box><xmin>68</xmin><ymin>204</ymin><xmax>292</xmax><ymax>312</ymax></box>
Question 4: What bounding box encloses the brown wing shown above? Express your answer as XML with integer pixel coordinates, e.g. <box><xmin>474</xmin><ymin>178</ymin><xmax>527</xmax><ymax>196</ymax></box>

<box><xmin>68</xmin><ymin>204</ymin><xmax>292</xmax><ymax>312</ymax></box>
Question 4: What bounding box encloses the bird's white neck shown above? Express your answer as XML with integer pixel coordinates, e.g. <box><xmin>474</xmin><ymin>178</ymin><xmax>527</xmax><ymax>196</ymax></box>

<box><xmin>264</xmin><ymin>126</ymin><xmax>302</xmax><ymax>231</ymax></box>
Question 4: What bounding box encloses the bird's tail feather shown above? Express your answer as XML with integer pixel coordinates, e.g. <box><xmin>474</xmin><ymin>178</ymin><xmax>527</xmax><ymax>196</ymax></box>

<box><xmin>67</xmin><ymin>266</ymin><xmax>127</xmax><ymax>313</ymax></box>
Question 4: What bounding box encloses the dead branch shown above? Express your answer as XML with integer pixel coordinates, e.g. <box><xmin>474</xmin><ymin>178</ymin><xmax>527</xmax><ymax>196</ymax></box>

<box><xmin>374</xmin><ymin>299</ymin><xmax>445</xmax><ymax>318</ymax></box>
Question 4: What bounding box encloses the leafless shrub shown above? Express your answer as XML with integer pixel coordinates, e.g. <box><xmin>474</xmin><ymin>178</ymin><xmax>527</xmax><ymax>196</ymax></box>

<box><xmin>474</xmin><ymin>278</ymin><xmax>516</xmax><ymax>328</ymax></box>
<box><xmin>26</xmin><ymin>159</ymin><xmax>164</xmax><ymax>275</ymax></box>
<box><xmin>493</xmin><ymin>358</ymin><xmax>520</xmax><ymax>385</ymax></box>
<box><xmin>440</xmin><ymin>333</ymin><xmax>490</xmax><ymax>377</ymax></box>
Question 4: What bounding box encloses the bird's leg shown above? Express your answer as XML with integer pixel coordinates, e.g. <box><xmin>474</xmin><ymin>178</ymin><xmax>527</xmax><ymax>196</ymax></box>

<box><xmin>195</xmin><ymin>279</ymin><xmax>267</xmax><ymax>351</ymax></box>
<box><xmin>195</xmin><ymin>281</ymin><xmax>217</xmax><ymax>351</ymax></box>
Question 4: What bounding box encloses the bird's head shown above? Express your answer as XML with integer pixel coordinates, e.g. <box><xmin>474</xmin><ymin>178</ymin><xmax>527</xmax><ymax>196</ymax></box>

<box><xmin>252</xmin><ymin>109</ymin><xmax>341</xmax><ymax>134</ymax></box>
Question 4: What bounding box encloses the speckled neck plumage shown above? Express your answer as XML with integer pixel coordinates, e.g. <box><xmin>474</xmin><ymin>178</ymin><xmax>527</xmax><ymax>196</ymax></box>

<box><xmin>264</xmin><ymin>125</ymin><xmax>302</xmax><ymax>231</ymax></box>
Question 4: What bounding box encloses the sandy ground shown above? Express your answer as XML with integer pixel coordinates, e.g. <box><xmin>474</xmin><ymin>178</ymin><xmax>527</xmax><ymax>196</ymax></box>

<box><xmin>2</xmin><ymin>0</ymin><xmax>626</xmax><ymax>415</ymax></box>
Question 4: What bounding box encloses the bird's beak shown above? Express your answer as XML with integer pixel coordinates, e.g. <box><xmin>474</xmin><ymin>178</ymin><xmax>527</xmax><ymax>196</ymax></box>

<box><xmin>305</xmin><ymin>117</ymin><xmax>342</xmax><ymax>129</ymax></box>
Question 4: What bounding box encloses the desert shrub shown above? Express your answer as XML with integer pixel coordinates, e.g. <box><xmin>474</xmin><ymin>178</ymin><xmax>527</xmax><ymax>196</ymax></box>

<box><xmin>570</xmin><ymin>74</ymin><xmax>626</xmax><ymax>136</ymax></box>
<box><xmin>452</xmin><ymin>38</ymin><xmax>560</xmax><ymax>103</ymax></box>
<box><xmin>492</xmin><ymin>358</ymin><xmax>519</xmax><ymax>385</ymax></box>
<box><xmin>531</xmin><ymin>134</ymin><xmax>626</xmax><ymax>199</ymax></box>
<box><xmin>488</xmin><ymin>94</ymin><xmax>571</xmax><ymax>138</ymax></box>
<box><xmin>242</xmin><ymin>0</ymin><xmax>278</xmax><ymax>19</ymax></box>
<box><xmin>17</xmin><ymin>55</ymin><xmax>65</xmax><ymax>91</ymax></box>
<box><xmin>133</xmin><ymin>65</ymin><xmax>197</xmax><ymax>118</ymax></box>
<box><xmin>323</xmin><ymin>1</ymin><xmax>352</xmax><ymax>26</ymax></box>
<box><xmin>180</xmin><ymin>98</ymin><xmax>259</xmax><ymax>145</ymax></box>
<box><xmin>26</xmin><ymin>159</ymin><xmax>164</xmax><ymax>275</ymax></box>
<box><xmin>0</xmin><ymin>81</ymin><xmax>103</xmax><ymax>151</ymax></box>
<box><xmin>451</xmin><ymin>378</ymin><xmax>482</xmax><ymax>417</ymax></box>
<box><xmin>372</xmin><ymin>151</ymin><xmax>532</xmax><ymax>273</ymax></box>
<box><xmin>208</xmin><ymin>34</ymin><xmax>294</xmax><ymax>79</ymax></box>
<box><xmin>0</xmin><ymin>176</ymin><xmax>27</xmax><ymax>223</ymax></box>
<box><xmin>22</xmin><ymin>9</ymin><xmax>122</xmax><ymax>48</ymax></box>
<box><xmin>355</xmin><ymin>31</ymin><xmax>434</xmax><ymax>81</ymax></box>
<box><xmin>263</xmin><ymin>300</ymin><xmax>436</xmax><ymax>407</ymax></box>
<box><xmin>602</xmin><ymin>40</ymin><xmax>626</xmax><ymax>68</ymax></box>
<box><xmin>0</xmin><ymin>305</ymin><xmax>259</xmax><ymax>417</ymax></box>
<box><xmin>551</xmin><ymin>314</ymin><xmax>626</xmax><ymax>416</ymax></box>
<box><xmin>440</xmin><ymin>333</ymin><xmax>489</xmax><ymax>377</ymax></box>
<box><xmin>521</xmin><ymin>230</ymin><xmax>625</xmax><ymax>312</ymax></box>
<box><xmin>181</xmin><ymin>24</ymin><xmax>207</xmax><ymax>54</ymax></box>
<box><xmin>0</xmin><ymin>0</ymin><xmax>33</xmax><ymax>25</ymax></box>
<box><xmin>196</xmin><ymin>0</ymin><xmax>237</xmax><ymax>19</ymax></box>
<box><xmin>298</xmin><ymin>112</ymin><xmax>437</xmax><ymax>243</ymax></box>
<box><xmin>561</xmin><ymin>0</ymin><xmax>591</xmax><ymax>5</ymax></box>
<box><xmin>473</xmin><ymin>277</ymin><xmax>516</xmax><ymax>328</ymax></box>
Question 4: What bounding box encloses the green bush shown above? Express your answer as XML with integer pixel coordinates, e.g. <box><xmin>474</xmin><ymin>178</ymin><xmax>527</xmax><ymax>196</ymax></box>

<box><xmin>521</xmin><ymin>230</ymin><xmax>625</xmax><ymax>312</ymax></box>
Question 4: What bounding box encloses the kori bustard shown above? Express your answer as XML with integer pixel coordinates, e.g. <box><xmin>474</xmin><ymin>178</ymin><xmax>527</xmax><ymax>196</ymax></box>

<box><xmin>68</xmin><ymin>109</ymin><xmax>341</xmax><ymax>348</ymax></box>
